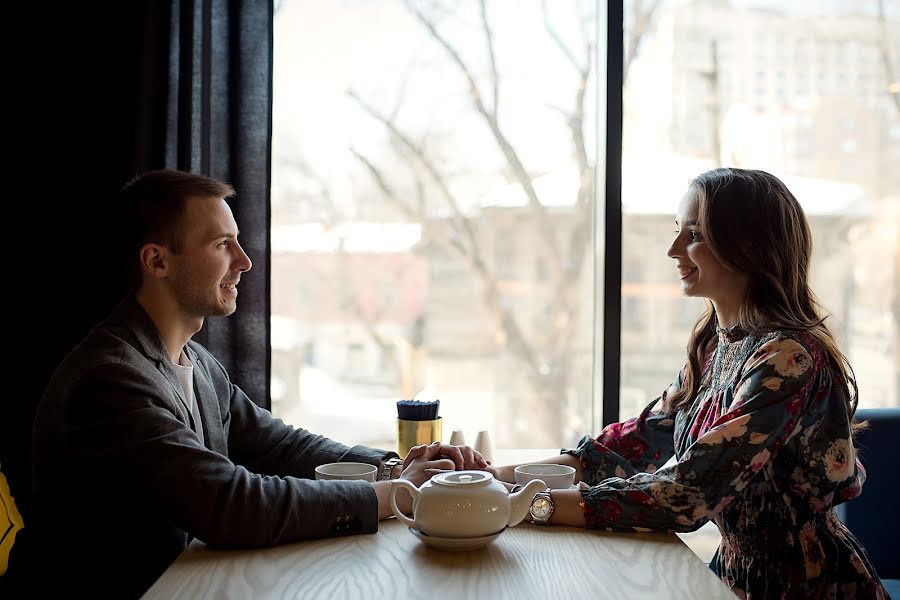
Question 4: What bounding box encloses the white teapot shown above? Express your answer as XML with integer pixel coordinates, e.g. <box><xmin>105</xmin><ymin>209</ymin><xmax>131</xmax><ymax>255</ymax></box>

<box><xmin>390</xmin><ymin>470</ymin><xmax>546</xmax><ymax>538</ymax></box>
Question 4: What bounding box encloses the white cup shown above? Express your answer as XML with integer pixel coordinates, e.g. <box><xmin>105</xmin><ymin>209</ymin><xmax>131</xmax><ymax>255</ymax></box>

<box><xmin>514</xmin><ymin>464</ymin><xmax>576</xmax><ymax>489</ymax></box>
<box><xmin>315</xmin><ymin>462</ymin><xmax>378</xmax><ymax>482</ymax></box>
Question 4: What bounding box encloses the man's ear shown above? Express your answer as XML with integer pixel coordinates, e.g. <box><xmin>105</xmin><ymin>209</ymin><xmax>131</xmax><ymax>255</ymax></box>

<box><xmin>139</xmin><ymin>243</ymin><xmax>169</xmax><ymax>278</ymax></box>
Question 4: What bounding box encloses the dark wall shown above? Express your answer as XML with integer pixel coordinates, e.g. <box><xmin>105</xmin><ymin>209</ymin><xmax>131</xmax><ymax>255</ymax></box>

<box><xmin>4</xmin><ymin>4</ymin><xmax>159</xmax><ymax>578</ymax></box>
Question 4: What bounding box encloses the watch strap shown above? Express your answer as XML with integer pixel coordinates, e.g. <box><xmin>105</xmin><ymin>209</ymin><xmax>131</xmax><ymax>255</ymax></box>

<box><xmin>529</xmin><ymin>489</ymin><xmax>554</xmax><ymax>524</ymax></box>
<box><xmin>381</xmin><ymin>457</ymin><xmax>403</xmax><ymax>481</ymax></box>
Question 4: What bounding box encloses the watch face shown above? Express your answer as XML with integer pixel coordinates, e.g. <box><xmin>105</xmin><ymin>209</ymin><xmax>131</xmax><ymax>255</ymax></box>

<box><xmin>531</xmin><ymin>497</ymin><xmax>552</xmax><ymax>519</ymax></box>
<box><xmin>382</xmin><ymin>458</ymin><xmax>403</xmax><ymax>480</ymax></box>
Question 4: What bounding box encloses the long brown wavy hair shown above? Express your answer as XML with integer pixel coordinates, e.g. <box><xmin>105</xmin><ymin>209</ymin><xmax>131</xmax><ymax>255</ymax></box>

<box><xmin>667</xmin><ymin>168</ymin><xmax>861</xmax><ymax>428</ymax></box>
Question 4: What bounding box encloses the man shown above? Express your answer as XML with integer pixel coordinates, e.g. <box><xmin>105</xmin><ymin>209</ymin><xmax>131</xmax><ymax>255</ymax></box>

<box><xmin>31</xmin><ymin>170</ymin><xmax>486</xmax><ymax>598</ymax></box>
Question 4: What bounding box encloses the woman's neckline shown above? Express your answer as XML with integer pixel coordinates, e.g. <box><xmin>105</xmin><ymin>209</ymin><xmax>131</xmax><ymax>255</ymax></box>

<box><xmin>716</xmin><ymin>321</ymin><xmax>748</xmax><ymax>344</ymax></box>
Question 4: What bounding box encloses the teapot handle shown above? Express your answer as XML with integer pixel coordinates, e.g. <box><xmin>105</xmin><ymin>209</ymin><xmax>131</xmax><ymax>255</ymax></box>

<box><xmin>507</xmin><ymin>478</ymin><xmax>548</xmax><ymax>528</ymax></box>
<box><xmin>389</xmin><ymin>479</ymin><xmax>419</xmax><ymax>528</ymax></box>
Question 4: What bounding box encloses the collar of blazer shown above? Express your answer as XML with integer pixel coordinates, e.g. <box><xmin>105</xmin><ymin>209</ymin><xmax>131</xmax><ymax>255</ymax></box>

<box><xmin>106</xmin><ymin>297</ymin><xmax>217</xmax><ymax>444</ymax></box>
<box><xmin>107</xmin><ymin>295</ymin><xmax>207</xmax><ymax>370</ymax></box>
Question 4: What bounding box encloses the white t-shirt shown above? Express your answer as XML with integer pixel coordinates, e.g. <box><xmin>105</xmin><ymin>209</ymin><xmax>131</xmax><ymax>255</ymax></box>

<box><xmin>173</xmin><ymin>351</ymin><xmax>194</xmax><ymax>411</ymax></box>
<box><xmin>172</xmin><ymin>351</ymin><xmax>204</xmax><ymax>445</ymax></box>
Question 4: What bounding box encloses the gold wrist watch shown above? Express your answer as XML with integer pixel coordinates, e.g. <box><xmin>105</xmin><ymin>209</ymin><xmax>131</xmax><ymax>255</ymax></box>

<box><xmin>529</xmin><ymin>489</ymin><xmax>554</xmax><ymax>524</ymax></box>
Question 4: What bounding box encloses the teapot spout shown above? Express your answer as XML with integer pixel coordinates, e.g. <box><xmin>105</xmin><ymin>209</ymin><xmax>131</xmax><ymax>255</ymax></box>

<box><xmin>507</xmin><ymin>479</ymin><xmax>548</xmax><ymax>527</ymax></box>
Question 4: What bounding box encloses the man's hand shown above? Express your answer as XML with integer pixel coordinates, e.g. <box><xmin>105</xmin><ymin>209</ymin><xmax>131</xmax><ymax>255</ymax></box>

<box><xmin>401</xmin><ymin>440</ymin><xmax>489</xmax><ymax>473</ymax></box>
<box><xmin>400</xmin><ymin>441</ymin><xmax>490</xmax><ymax>486</ymax></box>
<box><xmin>397</xmin><ymin>441</ymin><xmax>458</xmax><ymax>487</ymax></box>
<box><xmin>375</xmin><ymin>441</ymin><xmax>499</xmax><ymax>520</ymax></box>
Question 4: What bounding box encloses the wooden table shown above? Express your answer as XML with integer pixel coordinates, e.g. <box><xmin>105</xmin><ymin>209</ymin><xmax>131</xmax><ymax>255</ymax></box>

<box><xmin>143</xmin><ymin>450</ymin><xmax>734</xmax><ymax>599</ymax></box>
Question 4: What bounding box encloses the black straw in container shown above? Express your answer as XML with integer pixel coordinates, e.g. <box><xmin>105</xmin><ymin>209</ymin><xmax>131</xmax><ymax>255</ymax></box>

<box><xmin>396</xmin><ymin>399</ymin><xmax>440</xmax><ymax>421</ymax></box>
<box><xmin>396</xmin><ymin>399</ymin><xmax>442</xmax><ymax>455</ymax></box>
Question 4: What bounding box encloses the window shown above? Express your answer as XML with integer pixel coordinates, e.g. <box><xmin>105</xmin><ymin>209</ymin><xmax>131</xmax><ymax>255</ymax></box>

<box><xmin>272</xmin><ymin>0</ymin><xmax>604</xmax><ymax>449</ymax></box>
<box><xmin>622</xmin><ymin>0</ymin><xmax>900</xmax><ymax>420</ymax></box>
<box><xmin>271</xmin><ymin>0</ymin><xmax>899</xmax><ymax>454</ymax></box>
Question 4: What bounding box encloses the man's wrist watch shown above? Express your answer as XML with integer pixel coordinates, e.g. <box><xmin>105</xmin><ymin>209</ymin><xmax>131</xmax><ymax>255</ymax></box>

<box><xmin>381</xmin><ymin>457</ymin><xmax>403</xmax><ymax>481</ymax></box>
<box><xmin>529</xmin><ymin>489</ymin><xmax>554</xmax><ymax>524</ymax></box>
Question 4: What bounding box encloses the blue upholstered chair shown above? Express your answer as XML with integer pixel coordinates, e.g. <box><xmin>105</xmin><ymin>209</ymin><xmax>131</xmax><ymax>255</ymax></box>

<box><xmin>836</xmin><ymin>407</ymin><xmax>900</xmax><ymax>597</ymax></box>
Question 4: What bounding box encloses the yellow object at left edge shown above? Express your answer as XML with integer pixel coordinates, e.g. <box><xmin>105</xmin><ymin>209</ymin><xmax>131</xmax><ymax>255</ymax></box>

<box><xmin>0</xmin><ymin>464</ymin><xmax>25</xmax><ymax>576</ymax></box>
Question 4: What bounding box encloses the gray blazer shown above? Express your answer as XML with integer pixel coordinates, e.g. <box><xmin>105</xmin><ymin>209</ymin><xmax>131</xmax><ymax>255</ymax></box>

<box><xmin>32</xmin><ymin>296</ymin><xmax>395</xmax><ymax>597</ymax></box>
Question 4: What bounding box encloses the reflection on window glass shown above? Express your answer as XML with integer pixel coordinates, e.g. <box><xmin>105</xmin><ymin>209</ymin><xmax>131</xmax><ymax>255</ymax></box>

<box><xmin>272</xmin><ymin>0</ymin><xmax>604</xmax><ymax>449</ymax></box>
<box><xmin>621</xmin><ymin>0</ymin><xmax>900</xmax><ymax>423</ymax></box>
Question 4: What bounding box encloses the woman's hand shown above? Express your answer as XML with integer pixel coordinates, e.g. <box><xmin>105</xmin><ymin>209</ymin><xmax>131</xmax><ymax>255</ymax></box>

<box><xmin>492</xmin><ymin>463</ymin><xmax>517</xmax><ymax>483</ymax></box>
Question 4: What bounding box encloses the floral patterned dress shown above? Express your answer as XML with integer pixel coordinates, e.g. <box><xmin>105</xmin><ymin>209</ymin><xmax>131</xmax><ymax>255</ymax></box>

<box><xmin>566</xmin><ymin>326</ymin><xmax>888</xmax><ymax>599</ymax></box>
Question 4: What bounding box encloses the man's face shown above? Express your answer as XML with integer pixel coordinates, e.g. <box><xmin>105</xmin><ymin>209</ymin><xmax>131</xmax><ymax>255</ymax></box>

<box><xmin>165</xmin><ymin>196</ymin><xmax>252</xmax><ymax>319</ymax></box>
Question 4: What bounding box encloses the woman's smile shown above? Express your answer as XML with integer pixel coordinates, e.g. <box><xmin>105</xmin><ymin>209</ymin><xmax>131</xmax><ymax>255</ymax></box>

<box><xmin>677</xmin><ymin>265</ymin><xmax>698</xmax><ymax>280</ymax></box>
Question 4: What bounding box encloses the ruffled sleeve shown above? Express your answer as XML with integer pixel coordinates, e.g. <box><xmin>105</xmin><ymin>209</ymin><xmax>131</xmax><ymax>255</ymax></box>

<box><xmin>579</xmin><ymin>335</ymin><xmax>825</xmax><ymax>533</ymax></box>
<box><xmin>563</xmin><ymin>373</ymin><xmax>681</xmax><ymax>484</ymax></box>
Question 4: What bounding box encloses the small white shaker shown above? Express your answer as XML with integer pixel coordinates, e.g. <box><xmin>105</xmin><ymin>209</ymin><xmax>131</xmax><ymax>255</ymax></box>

<box><xmin>473</xmin><ymin>429</ymin><xmax>494</xmax><ymax>463</ymax></box>
<box><xmin>449</xmin><ymin>429</ymin><xmax>467</xmax><ymax>446</ymax></box>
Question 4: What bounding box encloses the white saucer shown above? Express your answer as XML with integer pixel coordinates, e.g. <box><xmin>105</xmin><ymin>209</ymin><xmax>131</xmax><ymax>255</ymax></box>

<box><xmin>408</xmin><ymin>527</ymin><xmax>504</xmax><ymax>551</ymax></box>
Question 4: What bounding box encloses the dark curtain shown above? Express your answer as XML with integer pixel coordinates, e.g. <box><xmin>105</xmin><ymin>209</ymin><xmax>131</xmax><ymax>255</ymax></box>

<box><xmin>136</xmin><ymin>0</ymin><xmax>273</xmax><ymax>410</ymax></box>
<box><xmin>3</xmin><ymin>0</ymin><xmax>272</xmax><ymax>585</ymax></box>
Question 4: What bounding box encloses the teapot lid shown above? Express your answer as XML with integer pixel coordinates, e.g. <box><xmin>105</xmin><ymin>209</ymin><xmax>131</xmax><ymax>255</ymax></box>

<box><xmin>432</xmin><ymin>470</ymin><xmax>494</xmax><ymax>486</ymax></box>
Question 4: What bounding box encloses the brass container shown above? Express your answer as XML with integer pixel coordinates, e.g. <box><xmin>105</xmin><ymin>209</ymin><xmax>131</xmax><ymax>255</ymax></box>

<box><xmin>396</xmin><ymin>417</ymin><xmax>443</xmax><ymax>456</ymax></box>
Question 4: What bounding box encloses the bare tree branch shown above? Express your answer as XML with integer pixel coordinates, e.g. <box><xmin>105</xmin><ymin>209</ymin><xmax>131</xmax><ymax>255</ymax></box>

<box><xmin>349</xmin><ymin>145</ymin><xmax>544</xmax><ymax>389</ymax></box>
<box><xmin>877</xmin><ymin>0</ymin><xmax>900</xmax><ymax>117</ymax></box>
<box><xmin>406</xmin><ymin>1</ymin><xmax>562</xmax><ymax>265</ymax></box>
<box><xmin>347</xmin><ymin>1</ymin><xmax>652</xmax><ymax>444</ymax></box>
<box><xmin>349</xmin><ymin>147</ymin><xmax>421</xmax><ymax>221</ymax></box>
<box><xmin>346</xmin><ymin>89</ymin><xmax>480</xmax><ymax>247</ymax></box>
<box><xmin>479</xmin><ymin>0</ymin><xmax>499</xmax><ymax>111</ymax></box>
<box><xmin>624</xmin><ymin>0</ymin><xmax>660</xmax><ymax>85</ymax></box>
<box><xmin>540</xmin><ymin>0</ymin><xmax>591</xmax><ymax>194</ymax></box>
<box><xmin>542</xmin><ymin>0</ymin><xmax>584</xmax><ymax>73</ymax></box>
<box><xmin>533</xmin><ymin>5</ymin><xmax>594</xmax><ymax>356</ymax></box>
<box><xmin>276</xmin><ymin>155</ymin><xmax>342</xmax><ymax>223</ymax></box>
<box><xmin>414</xmin><ymin>1</ymin><xmax>602</xmax><ymax>440</ymax></box>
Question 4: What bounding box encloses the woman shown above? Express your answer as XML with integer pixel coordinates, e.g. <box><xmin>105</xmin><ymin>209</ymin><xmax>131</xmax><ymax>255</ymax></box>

<box><xmin>495</xmin><ymin>168</ymin><xmax>888</xmax><ymax>598</ymax></box>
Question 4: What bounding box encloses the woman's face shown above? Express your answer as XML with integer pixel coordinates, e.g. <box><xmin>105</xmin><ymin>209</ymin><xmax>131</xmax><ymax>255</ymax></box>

<box><xmin>666</xmin><ymin>188</ymin><xmax>747</xmax><ymax>312</ymax></box>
